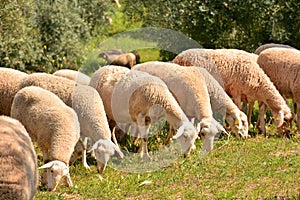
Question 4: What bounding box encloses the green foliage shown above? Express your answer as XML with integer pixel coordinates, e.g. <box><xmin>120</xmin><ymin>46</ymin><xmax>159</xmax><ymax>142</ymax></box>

<box><xmin>0</xmin><ymin>0</ymin><xmax>43</xmax><ymax>72</ymax></box>
<box><xmin>1</xmin><ymin>0</ymin><xmax>117</xmax><ymax>73</ymax></box>
<box><xmin>123</xmin><ymin>0</ymin><xmax>300</xmax><ymax>59</ymax></box>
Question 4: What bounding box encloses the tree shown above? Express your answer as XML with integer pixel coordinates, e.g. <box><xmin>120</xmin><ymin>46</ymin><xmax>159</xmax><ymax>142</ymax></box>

<box><xmin>123</xmin><ymin>0</ymin><xmax>300</xmax><ymax>60</ymax></box>
<box><xmin>0</xmin><ymin>0</ymin><xmax>43</xmax><ymax>72</ymax></box>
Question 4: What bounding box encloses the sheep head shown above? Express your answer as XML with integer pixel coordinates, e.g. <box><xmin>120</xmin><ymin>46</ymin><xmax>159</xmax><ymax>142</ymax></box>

<box><xmin>89</xmin><ymin>139</ymin><xmax>124</xmax><ymax>174</ymax></box>
<box><xmin>199</xmin><ymin>117</ymin><xmax>227</xmax><ymax>156</ymax></box>
<box><xmin>39</xmin><ymin>160</ymin><xmax>72</xmax><ymax>191</ymax></box>
<box><xmin>226</xmin><ymin>110</ymin><xmax>249</xmax><ymax>138</ymax></box>
<box><xmin>173</xmin><ymin>121</ymin><xmax>198</xmax><ymax>157</ymax></box>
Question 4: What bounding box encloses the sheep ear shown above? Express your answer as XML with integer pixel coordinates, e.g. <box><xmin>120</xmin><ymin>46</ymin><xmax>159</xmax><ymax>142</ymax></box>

<box><xmin>173</xmin><ymin>125</ymin><xmax>184</xmax><ymax>140</ymax></box>
<box><xmin>87</xmin><ymin>141</ymin><xmax>99</xmax><ymax>154</ymax></box>
<box><xmin>111</xmin><ymin>141</ymin><xmax>124</xmax><ymax>158</ymax></box>
<box><xmin>39</xmin><ymin>161</ymin><xmax>54</xmax><ymax>170</ymax></box>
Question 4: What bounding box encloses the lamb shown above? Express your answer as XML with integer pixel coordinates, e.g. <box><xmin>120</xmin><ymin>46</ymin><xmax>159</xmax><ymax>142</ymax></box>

<box><xmin>0</xmin><ymin>68</ymin><xmax>28</xmax><ymax>116</ymax></box>
<box><xmin>53</xmin><ymin>69</ymin><xmax>91</xmax><ymax>85</ymax></box>
<box><xmin>99</xmin><ymin>50</ymin><xmax>140</xmax><ymax>68</ymax></box>
<box><xmin>132</xmin><ymin>61</ymin><xmax>228</xmax><ymax>152</ymax></box>
<box><xmin>254</xmin><ymin>43</ymin><xmax>295</xmax><ymax>55</ymax></box>
<box><xmin>89</xmin><ymin>66</ymin><xmax>198</xmax><ymax>160</ymax></box>
<box><xmin>257</xmin><ymin>47</ymin><xmax>300</xmax><ymax>134</ymax></box>
<box><xmin>0</xmin><ymin>115</ymin><xmax>38</xmax><ymax>200</ymax></box>
<box><xmin>173</xmin><ymin>48</ymin><xmax>292</xmax><ymax>134</ymax></box>
<box><xmin>19</xmin><ymin>73</ymin><xmax>123</xmax><ymax>173</ymax></box>
<box><xmin>10</xmin><ymin>86</ymin><xmax>80</xmax><ymax>191</ymax></box>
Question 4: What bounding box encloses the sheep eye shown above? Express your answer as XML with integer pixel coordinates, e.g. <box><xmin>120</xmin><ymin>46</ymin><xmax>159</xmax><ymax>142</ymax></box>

<box><xmin>50</xmin><ymin>169</ymin><xmax>54</xmax><ymax>173</ymax></box>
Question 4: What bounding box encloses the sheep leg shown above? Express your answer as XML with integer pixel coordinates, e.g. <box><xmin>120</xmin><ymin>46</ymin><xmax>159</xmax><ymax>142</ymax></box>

<box><xmin>296</xmin><ymin>100</ymin><xmax>300</xmax><ymax>134</ymax></box>
<box><xmin>257</xmin><ymin>102</ymin><xmax>267</xmax><ymax>137</ymax></box>
<box><xmin>166</xmin><ymin>125</ymin><xmax>174</xmax><ymax>145</ymax></box>
<box><xmin>233</xmin><ymin>95</ymin><xmax>242</xmax><ymax>110</ymax></box>
<box><xmin>130</xmin><ymin>123</ymin><xmax>140</xmax><ymax>146</ymax></box>
<box><xmin>81</xmin><ymin>137</ymin><xmax>90</xmax><ymax>170</ymax></box>
<box><xmin>136</xmin><ymin>124</ymin><xmax>151</xmax><ymax>162</ymax></box>
<box><xmin>247</xmin><ymin>102</ymin><xmax>254</xmax><ymax>126</ymax></box>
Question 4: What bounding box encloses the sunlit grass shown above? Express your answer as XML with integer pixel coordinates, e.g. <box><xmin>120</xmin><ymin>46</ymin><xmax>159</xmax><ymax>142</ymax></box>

<box><xmin>35</xmin><ymin>132</ymin><xmax>300</xmax><ymax>199</ymax></box>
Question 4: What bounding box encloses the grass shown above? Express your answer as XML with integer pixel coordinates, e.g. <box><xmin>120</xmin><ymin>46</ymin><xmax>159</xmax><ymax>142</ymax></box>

<box><xmin>34</xmin><ymin>132</ymin><xmax>300</xmax><ymax>199</ymax></box>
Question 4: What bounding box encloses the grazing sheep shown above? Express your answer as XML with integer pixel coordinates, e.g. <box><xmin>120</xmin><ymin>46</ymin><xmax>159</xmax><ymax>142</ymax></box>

<box><xmin>257</xmin><ymin>47</ymin><xmax>300</xmax><ymax>134</ymax></box>
<box><xmin>11</xmin><ymin>86</ymin><xmax>80</xmax><ymax>191</ymax></box>
<box><xmin>173</xmin><ymin>48</ymin><xmax>292</xmax><ymax>134</ymax></box>
<box><xmin>53</xmin><ymin>69</ymin><xmax>91</xmax><ymax>85</ymax></box>
<box><xmin>99</xmin><ymin>50</ymin><xmax>140</xmax><ymax>68</ymax></box>
<box><xmin>254</xmin><ymin>43</ymin><xmax>295</xmax><ymax>55</ymax></box>
<box><xmin>19</xmin><ymin>73</ymin><xmax>123</xmax><ymax>173</ymax></box>
<box><xmin>89</xmin><ymin>66</ymin><xmax>198</xmax><ymax>159</ymax></box>
<box><xmin>0</xmin><ymin>68</ymin><xmax>28</xmax><ymax>116</ymax></box>
<box><xmin>195</xmin><ymin>67</ymin><xmax>249</xmax><ymax>138</ymax></box>
<box><xmin>0</xmin><ymin>116</ymin><xmax>38</xmax><ymax>200</ymax></box>
<box><xmin>132</xmin><ymin>61</ymin><xmax>227</xmax><ymax>152</ymax></box>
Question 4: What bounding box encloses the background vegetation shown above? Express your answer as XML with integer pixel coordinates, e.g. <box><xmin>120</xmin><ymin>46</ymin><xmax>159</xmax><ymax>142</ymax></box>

<box><xmin>1</xmin><ymin>0</ymin><xmax>300</xmax><ymax>71</ymax></box>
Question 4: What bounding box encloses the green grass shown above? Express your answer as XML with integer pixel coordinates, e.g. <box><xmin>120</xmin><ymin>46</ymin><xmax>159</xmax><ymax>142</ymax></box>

<box><xmin>35</xmin><ymin>133</ymin><xmax>300</xmax><ymax>199</ymax></box>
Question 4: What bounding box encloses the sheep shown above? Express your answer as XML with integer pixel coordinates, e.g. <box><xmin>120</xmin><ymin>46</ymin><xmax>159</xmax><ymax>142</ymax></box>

<box><xmin>254</xmin><ymin>43</ymin><xmax>295</xmax><ymax>55</ymax></box>
<box><xmin>19</xmin><ymin>73</ymin><xmax>123</xmax><ymax>173</ymax></box>
<box><xmin>132</xmin><ymin>61</ymin><xmax>229</xmax><ymax>153</ymax></box>
<box><xmin>10</xmin><ymin>86</ymin><xmax>80</xmax><ymax>191</ymax></box>
<box><xmin>257</xmin><ymin>47</ymin><xmax>300</xmax><ymax>134</ymax></box>
<box><xmin>195</xmin><ymin>66</ymin><xmax>249</xmax><ymax>138</ymax></box>
<box><xmin>173</xmin><ymin>48</ymin><xmax>293</xmax><ymax>135</ymax></box>
<box><xmin>99</xmin><ymin>50</ymin><xmax>140</xmax><ymax>68</ymax></box>
<box><xmin>89</xmin><ymin>65</ymin><xmax>198</xmax><ymax>160</ymax></box>
<box><xmin>53</xmin><ymin>69</ymin><xmax>91</xmax><ymax>85</ymax></box>
<box><xmin>0</xmin><ymin>68</ymin><xmax>28</xmax><ymax>116</ymax></box>
<box><xmin>0</xmin><ymin>115</ymin><xmax>38</xmax><ymax>200</ymax></box>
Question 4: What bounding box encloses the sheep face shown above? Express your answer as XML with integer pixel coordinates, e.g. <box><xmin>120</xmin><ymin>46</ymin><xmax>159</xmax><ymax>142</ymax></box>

<box><xmin>173</xmin><ymin>122</ymin><xmax>198</xmax><ymax>157</ymax></box>
<box><xmin>199</xmin><ymin>117</ymin><xmax>226</xmax><ymax>154</ymax></box>
<box><xmin>226</xmin><ymin>111</ymin><xmax>249</xmax><ymax>138</ymax></box>
<box><xmin>39</xmin><ymin>160</ymin><xmax>72</xmax><ymax>191</ymax></box>
<box><xmin>89</xmin><ymin>139</ymin><xmax>124</xmax><ymax>174</ymax></box>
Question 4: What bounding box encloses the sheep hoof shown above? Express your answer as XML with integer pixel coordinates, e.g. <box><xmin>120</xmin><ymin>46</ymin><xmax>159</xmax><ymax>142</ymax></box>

<box><xmin>84</xmin><ymin>164</ymin><xmax>91</xmax><ymax>171</ymax></box>
<box><xmin>139</xmin><ymin>152</ymin><xmax>151</xmax><ymax>162</ymax></box>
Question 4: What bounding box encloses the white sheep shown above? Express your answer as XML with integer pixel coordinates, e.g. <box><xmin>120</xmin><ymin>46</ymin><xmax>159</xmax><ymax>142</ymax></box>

<box><xmin>89</xmin><ymin>66</ymin><xmax>198</xmax><ymax>160</ymax></box>
<box><xmin>0</xmin><ymin>115</ymin><xmax>38</xmax><ymax>200</ymax></box>
<box><xmin>254</xmin><ymin>43</ymin><xmax>295</xmax><ymax>55</ymax></box>
<box><xmin>11</xmin><ymin>86</ymin><xmax>80</xmax><ymax>191</ymax></box>
<box><xmin>173</xmin><ymin>48</ymin><xmax>292</xmax><ymax>134</ymax></box>
<box><xmin>19</xmin><ymin>73</ymin><xmax>123</xmax><ymax>173</ymax></box>
<box><xmin>132</xmin><ymin>61</ymin><xmax>228</xmax><ymax>153</ymax></box>
<box><xmin>195</xmin><ymin>66</ymin><xmax>249</xmax><ymax>138</ymax></box>
<box><xmin>257</xmin><ymin>47</ymin><xmax>300</xmax><ymax>134</ymax></box>
<box><xmin>0</xmin><ymin>67</ymin><xmax>28</xmax><ymax>116</ymax></box>
<box><xmin>53</xmin><ymin>69</ymin><xmax>91</xmax><ymax>85</ymax></box>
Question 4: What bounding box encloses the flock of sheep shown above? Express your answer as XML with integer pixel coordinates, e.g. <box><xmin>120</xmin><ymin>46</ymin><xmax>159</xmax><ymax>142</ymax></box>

<box><xmin>0</xmin><ymin>43</ymin><xmax>299</xmax><ymax>199</ymax></box>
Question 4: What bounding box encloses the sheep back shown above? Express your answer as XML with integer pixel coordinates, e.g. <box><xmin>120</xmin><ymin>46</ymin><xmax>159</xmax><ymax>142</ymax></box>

<box><xmin>19</xmin><ymin>73</ymin><xmax>76</xmax><ymax>107</ymax></box>
<box><xmin>257</xmin><ymin>48</ymin><xmax>300</xmax><ymax>100</ymax></box>
<box><xmin>132</xmin><ymin>61</ymin><xmax>213</xmax><ymax>120</ymax></box>
<box><xmin>11</xmin><ymin>86</ymin><xmax>80</xmax><ymax>164</ymax></box>
<box><xmin>254</xmin><ymin>43</ymin><xmax>295</xmax><ymax>55</ymax></box>
<box><xmin>0</xmin><ymin>68</ymin><xmax>28</xmax><ymax>116</ymax></box>
<box><xmin>72</xmin><ymin>84</ymin><xmax>111</xmax><ymax>141</ymax></box>
<box><xmin>113</xmin><ymin>69</ymin><xmax>183</xmax><ymax>124</ymax></box>
<box><xmin>173</xmin><ymin>49</ymin><xmax>291</xmax><ymax>125</ymax></box>
<box><xmin>89</xmin><ymin>66</ymin><xmax>131</xmax><ymax>119</ymax></box>
<box><xmin>53</xmin><ymin>69</ymin><xmax>91</xmax><ymax>85</ymax></box>
<box><xmin>0</xmin><ymin>115</ymin><xmax>38</xmax><ymax>200</ymax></box>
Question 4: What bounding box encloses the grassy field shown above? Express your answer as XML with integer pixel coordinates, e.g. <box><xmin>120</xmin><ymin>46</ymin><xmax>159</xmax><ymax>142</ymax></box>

<box><xmin>35</xmin><ymin>131</ymin><xmax>300</xmax><ymax>199</ymax></box>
